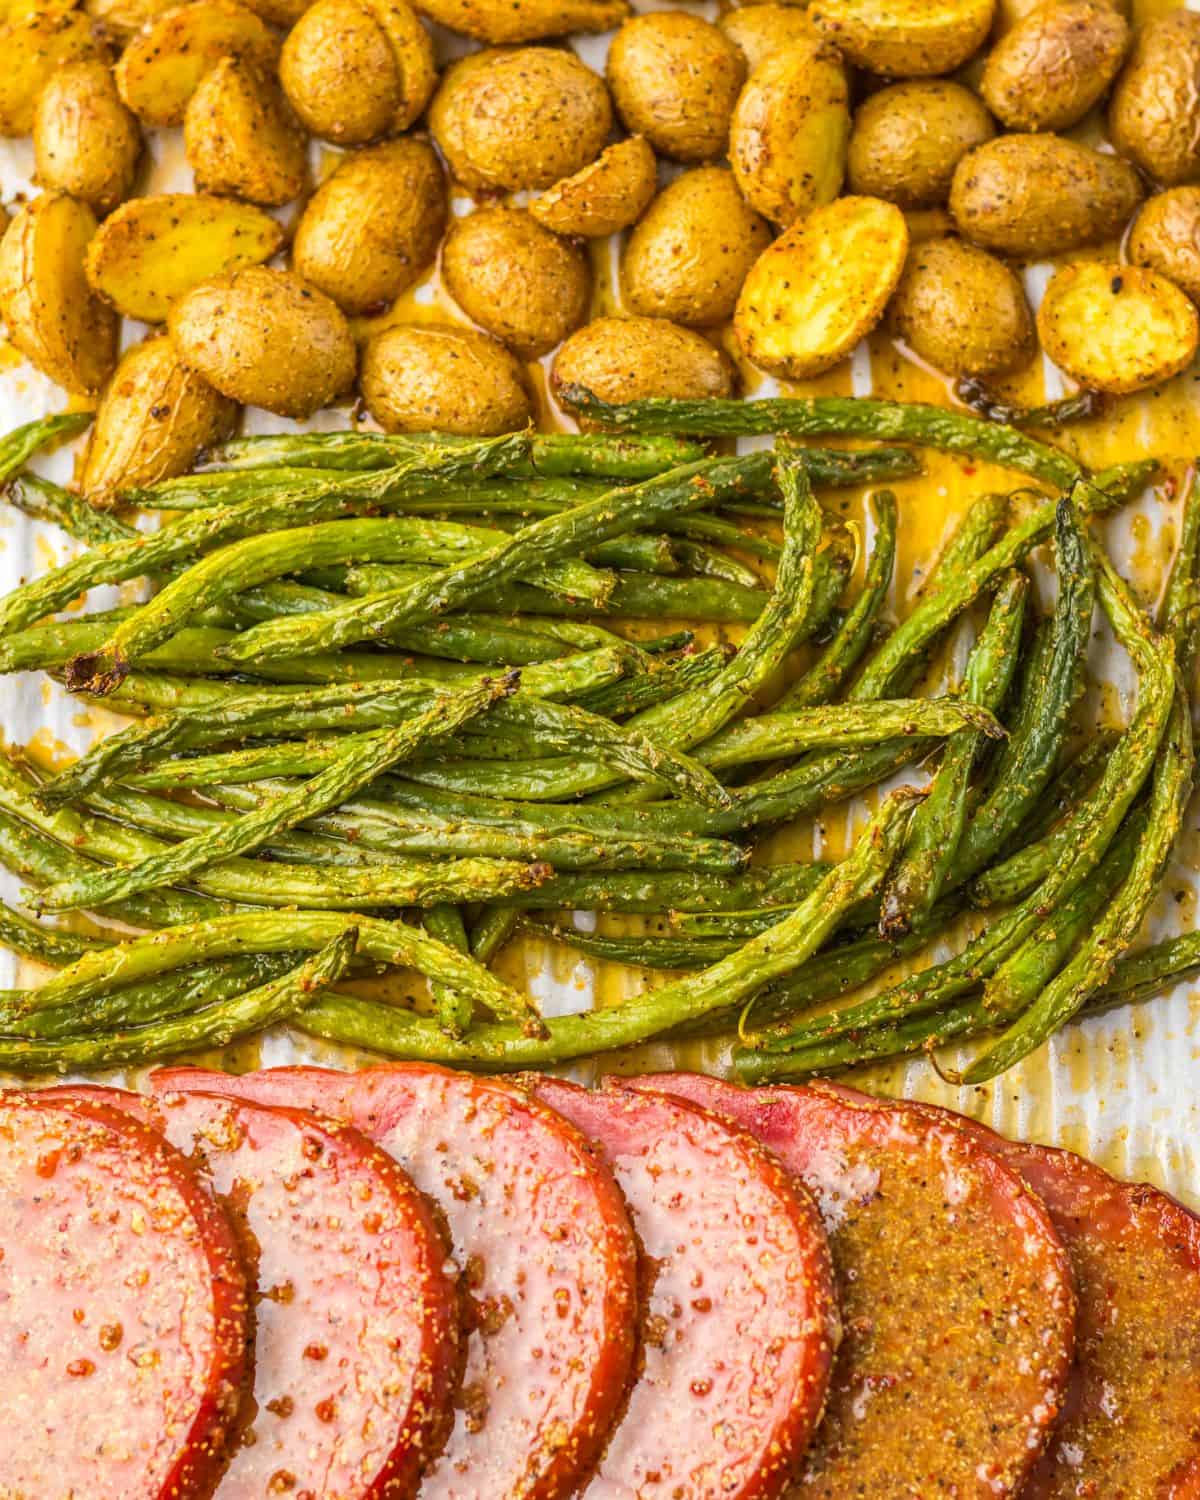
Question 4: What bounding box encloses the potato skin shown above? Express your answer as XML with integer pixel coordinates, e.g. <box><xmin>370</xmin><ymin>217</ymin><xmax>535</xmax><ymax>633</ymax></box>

<box><xmin>441</xmin><ymin>206</ymin><xmax>591</xmax><ymax>359</ymax></box>
<box><xmin>719</xmin><ymin>5</ymin><xmax>818</xmax><ymax>72</ymax></box>
<box><xmin>530</xmin><ymin>136</ymin><xmax>658</xmax><ymax>238</ymax></box>
<box><xmin>410</xmin><ymin>0</ymin><xmax>628</xmax><ymax>43</ymax></box>
<box><xmin>809</xmin><ymin>0</ymin><xmax>994</xmax><ymax>77</ymax></box>
<box><xmin>168</xmin><ymin>267</ymin><xmax>357</xmax><ymax>418</ymax></box>
<box><xmin>980</xmin><ymin>0</ymin><xmax>1128</xmax><ymax>133</ymax></box>
<box><xmin>729</xmin><ymin>36</ymin><xmax>850</xmax><ymax>226</ymax></box>
<box><xmin>1128</xmin><ymin>187</ymin><xmax>1200</xmax><ymax>306</ymax></box>
<box><xmin>621</xmin><ymin>167</ymin><xmax>772</xmax><ymax>327</ymax></box>
<box><xmin>184</xmin><ymin>57</ymin><xmax>308</xmax><ymax>208</ymax></box>
<box><xmin>551</xmin><ymin>315</ymin><xmax>735</xmax><ymax>407</ymax></box>
<box><xmin>847</xmin><ymin>81</ymin><xmax>994</xmax><ymax>209</ymax></box>
<box><xmin>606</xmin><ymin>12</ymin><xmax>745</xmax><ymax>162</ymax></box>
<box><xmin>429</xmin><ymin>47</ymin><xmax>611</xmax><ymax>194</ymax></box>
<box><xmin>82</xmin><ymin>335</ymin><xmax>236</xmax><ymax>501</ymax></box>
<box><xmin>950</xmin><ymin>134</ymin><xmax>1143</xmax><ymax>257</ymax></box>
<box><xmin>890</xmin><ymin>236</ymin><xmax>1034</xmax><ymax>377</ymax></box>
<box><xmin>33</xmin><ymin>60</ymin><xmax>141</xmax><ymax>216</ymax></box>
<box><xmin>361</xmin><ymin>324</ymin><xmax>532</xmax><ymax>435</ymax></box>
<box><xmin>293</xmin><ymin>140</ymin><xmax>445</xmax><ymax>316</ymax></box>
<box><xmin>0</xmin><ymin>11</ymin><xmax>102</xmax><ymax>138</ymax></box>
<box><xmin>1109</xmin><ymin>12</ymin><xmax>1200</xmax><ymax>187</ymax></box>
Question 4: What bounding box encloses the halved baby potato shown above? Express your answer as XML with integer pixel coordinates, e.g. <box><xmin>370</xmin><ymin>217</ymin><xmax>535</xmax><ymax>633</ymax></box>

<box><xmin>735</xmin><ymin>195</ymin><xmax>908</xmax><ymax>380</ymax></box>
<box><xmin>410</xmin><ymin>0</ymin><xmax>627</xmax><ymax>44</ymax></box>
<box><xmin>529</xmin><ymin>136</ymin><xmax>658</xmax><ymax>238</ymax></box>
<box><xmin>552</xmin><ymin>315</ymin><xmax>735</xmax><ymax>408</ymax></box>
<box><xmin>0</xmin><ymin>10</ymin><xmax>103</xmax><ymax>137</ymax></box>
<box><xmin>361</xmin><ymin>324</ymin><xmax>532</xmax><ymax>435</ymax></box>
<box><xmin>85</xmin><ymin>193</ymin><xmax>285</xmax><ymax>323</ymax></box>
<box><xmin>809</xmin><ymin>0</ymin><xmax>994</xmax><ymax>76</ymax></box>
<box><xmin>184</xmin><ymin>56</ymin><xmax>307</xmax><ymax>207</ymax></box>
<box><xmin>890</xmin><ymin>236</ymin><xmax>1035</xmax><ymax>378</ymax></box>
<box><xmin>33</xmin><ymin>60</ymin><xmax>142</xmax><ymax>216</ymax></box>
<box><xmin>1038</xmin><ymin>262</ymin><xmax>1199</xmax><ymax>395</ymax></box>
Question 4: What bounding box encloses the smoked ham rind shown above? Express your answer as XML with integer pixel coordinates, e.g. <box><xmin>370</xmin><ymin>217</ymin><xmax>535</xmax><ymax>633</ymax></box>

<box><xmin>156</xmin><ymin>1062</ymin><xmax>640</xmax><ymax>1500</ymax></box>
<box><xmin>533</xmin><ymin>1076</ymin><xmax>839</xmax><ymax>1500</ymax></box>
<box><xmin>0</xmin><ymin>1089</ymin><xmax>248</xmax><ymax>1500</ymax></box>
<box><xmin>640</xmin><ymin>1074</ymin><xmax>1077</xmax><ymax>1498</ymax></box>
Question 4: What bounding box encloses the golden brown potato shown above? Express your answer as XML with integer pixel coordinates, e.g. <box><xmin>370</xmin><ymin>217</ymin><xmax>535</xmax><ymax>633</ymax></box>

<box><xmin>361</xmin><ymin>324</ymin><xmax>532</xmax><ymax>435</ymax></box>
<box><xmin>1037</xmin><ymin>261</ymin><xmax>1198</xmax><ymax>394</ymax></box>
<box><xmin>0</xmin><ymin>11</ymin><xmax>102</xmax><ymax>138</ymax></box>
<box><xmin>980</xmin><ymin>0</ymin><xmax>1129</xmax><ymax>132</ymax></box>
<box><xmin>889</xmin><ymin>236</ymin><xmax>1034</xmax><ymax>377</ymax></box>
<box><xmin>606</xmin><ymin>12</ymin><xmax>745</xmax><ymax>162</ymax></box>
<box><xmin>1110</xmin><ymin>12</ymin><xmax>1200</xmax><ymax>187</ymax></box>
<box><xmin>809</xmin><ymin>0</ymin><xmax>994</xmax><ymax>76</ymax></box>
<box><xmin>33</xmin><ymin>61</ymin><xmax>141</xmax><ymax>216</ymax></box>
<box><xmin>0</xmin><ymin>192</ymin><xmax>118</xmax><ymax>394</ymax></box>
<box><xmin>621</xmin><ymin>167</ymin><xmax>772</xmax><ymax>327</ymax></box>
<box><xmin>184</xmin><ymin>57</ymin><xmax>307</xmax><ymax>207</ymax></box>
<box><xmin>735</xmin><ymin>195</ymin><xmax>908</xmax><ymax>380</ymax></box>
<box><xmin>529</xmin><ymin>136</ymin><xmax>658</xmax><ymax>239</ymax></box>
<box><xmin>84</xmin><ymin>0</ymin><xmax>176</xmax><ymax>39</ymax></box>
<box><xmin>950</xmin><ymin>134</ymin><xmax>1143</xmax><ymax>257</ymax></box>
<box><xmin>115</xmin><ymin>1</ymin><xmax>278</xmax><ymax>128</ymax></box>
<box><xmin>994</xmin><ymin>0</ymin><xmax>1127</xmax><ymax>30</ymax></box>
<box><xmin>409</xmin><ymin>0</ymin><xmax>627</xmax><ymax>43</ymax></box>
<box><xmin>279</xmin><ymin>0</ymin><xmax>435</xmax><ymax>146</ymax></box>
<box><xmin>441</xmin><ymin>206</ymin><xmax>590</xmax><ymax>360</ymax></box>
<box><xmin>847</xmin><ymin>81</ymin><xmax>994</xmax><ymax>209</ymax></box>
<box><xmin>1128</xmin><ymin>188</ymin><xmax>1200</xmax><ymax>306</ymax></box>
<box><xmin>85</xmin><ymin>193</ymin><xmax>284</xmax><ymax>323</ymax></box>
<box><xmin>551</xmin><ymin>316</ymin><xmax>735</xmax><ymax>407</ymax></box>
<box><xmin>429</xmin><ymin>47</ymin><xmax>611</xmax><ymax>193</ymax></box>
<box><xmin>168</xmin><ymin>267</ymin><xmax>356</xmax><ymax>418</ymax></box>
<box><xmin>719</xmin><ymin>5</ymin><xmax>817</xmax><ymax>72</ymax></box>
<box><xmin>729</xmin><ymin>36</ymin><xmax>850</xmax><ymax>226</ymax></box>
<box><xmin>81</xmin><ymin>335</ymin><xmax>237</xmax><ymax>502</ymax></box>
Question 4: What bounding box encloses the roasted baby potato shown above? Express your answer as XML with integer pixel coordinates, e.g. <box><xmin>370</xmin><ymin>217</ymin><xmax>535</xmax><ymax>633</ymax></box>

<box><xmin>1110</xmin><ymin>12</ymin><xmax>1200</xmax><ymax>187</ymax></box>
<box><xmin>33</xmin><ymin>61</ymin><xmax>141</xmax><ymax>216</ymax></box>
<box><xmin>529</xmin><ymin>136</ymin><xmax>657</xmax><ymax>238</ymax></box>
<box><xmin>184</xmin><ymin>57</ymin><xmax>307</xmax><ymax>207</ymax></box>
<box><xmin>1128</xmin><ymin>188</ymin><xmax>1200</xmax><ymax>306</ymax></box>
<box><xmin>719</xmin><ymin>5</ymin><xmax>817</xmax><ymax>73</ymax></box>
<box><xmin>621</xmin><ymin>167</ymin><xmax>772</xmax><ymax>327</ymax></box>
<box><xmin>551</xmin><ymin>316</ymin><xmax>735</xmax><ymax>407</ymax></box>
<box><xmin>980</xmin><ymin>0</ymin><xmax>1129</xmax><ymax>133</ymax></box>
<box><xmin>0</xmin><ymin>11</ymin><xmax>103</xmax><ymax>138</ymax></box>
<box><xmin>84</xmin><ymin>0</ymin><xmax>176</xmax><ymax>39</ymax></box>
<box><xmin>606</xmin><ymin>12</ymin><xmax>745</xmax><ymax>162</ymax></box>
<box><xmin>441</xmin><ymin>206</ymin><xmax>590</xmax><ymax>359</ymax></box>
<box><xmin>0</xmin><ymin>192</ymin><xmax>118</xmax><ymax>395</ymax></box>
<box><xmin>361</xmin><ymin>324</ymin><xmax>532</xmax><ymax>435</ymax></box>
<box><xmin>168</xmin><ymin>267</ymin><xmax>356</xmax><ymax>418</ymax></box>
<box><xmin>729</xmin><ymin>36</ymin><xmax>850</xmax><ymax>226</ymax></box>
<box><xmin>430</xmin><ymin>47</ymin><xmax>611</xmax><ymax>193</ymax></box>
<box><xmin>994</xmin><ymin>0</ymin><xmax>1128</xmax><ymax>29</ymax></box>
<box><xmin>85</xmin><ymin>193</ymin><xmax>284</xmax><ymax>323</ymax></box>
<box><xmin>890</xmin><ymin>236</ymin><xmax>1034</xmax><ymax>378</ymax></box>
<box><xmin>847</xmin><ymin>81</ymin><xmax>994</xmax><ymax>209</ymax></box>
<box><xmin>410</xmin><ymin>0</ymin><xmax>627</xmax><ymax>43</ymax></box>
<box><xmin>735</xmin><ymin>194</ymin><xmax>908</xmax><ymax>380</ymax></box>
<box><xmin>950</xmin><ymin>135</ymin><xmax>1143</xmax><ymax>257</ymax></box>
<box><xmin>279</xmin><ymin>0</ymin><xmax>435</xmax><ymax>145</ymax></box>
<box><xmin>115</xmin><ymin>0</ymin><xmax>279</xmax><ymax>128</ymax></box>
<box><xmin>809</xmin><ymin>0</ymin><xmax>994</xmax><ymax>77</ymax></box>
<box><xmin>81</xmin><ymin>334</ymin><xmax>236</xmax><ymax>501</ymax></box>
<box><xmin>1037</xmin><ymin>261</ymin><xmax>1199</xmax><ymax>395</ymax></box>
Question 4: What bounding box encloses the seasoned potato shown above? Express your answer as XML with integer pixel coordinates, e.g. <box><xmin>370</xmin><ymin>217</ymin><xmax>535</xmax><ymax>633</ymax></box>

<box><xmin>735</xmin><ymin>195</ymin><xmax>908</xmax><ymax>380</ymax></box>
<box><xmin>551</xmin><ymin>316</ymin><xmax>735</xmax><ymax>408</ymax></box>
<box><xmin>82</xmin><ymin>335</ymin><xmax>236</xmax><ymax>502</ymax></box>
<box><xmin>890</xmin><ymin>237</ymin><xmax>1034</xmax><ymax>377</ymax></box>
<box><xmin>1110</xmin><ymin>13</ymin><xmax>1200</xmax><ymax>187</ymax></box>
<box><xmin>621</xmin><ymin>168</ymin><xmax>772</xmax><ymax>327</ymax></box>
<box><xmin>280</xmin><ymin>0</ymin><xmax>435</xmax><ymax>146</ymax></box>
<box><xmin>1128</xmin><ymin>188</ymin><xmax>1200</xmax><ymax>306</ymax></box>
<box><xmin>729</xmin><ymin>36</ymin><xmax>850</xmax><ymax>226</ymax></box>
<box><xmin>980</xmin><ymin>0</ymin><xmax>1129</xmax><ymax>133</ymax></box>
<box><xmin>0</xmin><ymin>11</ymin><xmax>102</xmax><ymax>138</ymax></box>
<box><xmin>994</xmin><ymin>0</ymin><xmax>1127</xmax><ymax>30</ymax></box>
<box><xmin>430</xmin><ymin>47</ymin><xmax>611</xmax><ymax>193</ymax></box>
<box><xmin>606</xmin><ymin>12</ymin><xmax>745</xmax><ymax>162</ymax></box>
<box><xmin>184</xmin><ymin>57</ymin><xmax>307</xmax><ymax>207</ymax></box>
<box><xmin>361</xmin><ymin>324</ymin><xmax>532</xmax><ymax>435</ymax></box>
<box><xmin>410</xmin><ymin>0</ymin><xmax>627</xmax><ymax>43</ymax></box>
<box><xmin>85</xmin><ymin>193</ymin><xmax>284</xmax><ymax>323</ymax></box>
<box><xmin>115</xmin><ymin>0</ymin><xmax>278</xmax><ymax>128</ymax></box>
<box><xmin>719</xmin><ymin>5</ymin><xmax>817</xmax><ymax>72</ymax></box>
<box><xmin>0</xmin><ymin>192</ymin><xmax>118</xmax><ymax>394</ymax></box>
<box><xmin>530</xmin><ymin>136</ymin><xmax>657</xmax><ymax>238</ymax></box>
<box><xmin>950</xmin><ymin>135</ymin><xmax>1143</xmax><ymax>257</ymax></box>
<box><xmin>847</xmin><ymin>82</ymin><xmax>994</xmax><ymax>209</ymax></box>
<box><xmin>84</xmin><ymin>0</ymin><xmax>176</xmax><ymax>38</ymax></box>
<box><xmin>168</xmin><ymin>267</ymin><xmax>356</xmax><ymax>418</ymax></box>
<box><xmin>33</xmin><ymin>61</ymin><xmax>141</xmax><ymax>216</ymax></box>
<box><xmin>441</xmin><ymin>206</ymin><xmax>590</xmax><ymax>360</ymax></box>
<box><xmin>1037</xmin><ymin>261</ymin><xmax>1198</xmax><ymax>395</ymax></box>
<box><xmin>809</xmin><ymin>0</ymin><xmax>994</xmax><ymax>76</ymax></box>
